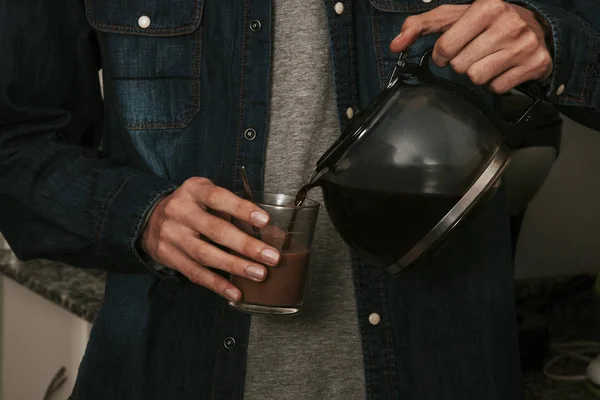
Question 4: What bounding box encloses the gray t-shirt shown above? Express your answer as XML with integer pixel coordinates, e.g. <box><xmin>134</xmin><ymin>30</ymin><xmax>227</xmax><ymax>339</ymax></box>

<box><xmin>242</xmin><ymin>2</ymin><xmax>365</xmax><ymax>399</ymax></box>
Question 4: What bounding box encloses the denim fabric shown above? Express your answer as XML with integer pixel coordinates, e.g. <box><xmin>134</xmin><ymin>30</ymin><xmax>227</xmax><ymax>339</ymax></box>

<box><xmin>1</xmin><ymin>0</ymin><xmax>599</xmax><ymax>399</ymax></box>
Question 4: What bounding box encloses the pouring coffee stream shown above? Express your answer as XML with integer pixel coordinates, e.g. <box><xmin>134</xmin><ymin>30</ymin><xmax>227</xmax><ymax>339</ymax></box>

<box><xmin>282</xmin><ymin>174</ymin><xmax>320</xmax><ymax>250</ymax></box>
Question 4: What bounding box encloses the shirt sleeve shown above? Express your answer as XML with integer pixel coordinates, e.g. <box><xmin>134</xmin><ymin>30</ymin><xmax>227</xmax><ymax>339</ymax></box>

<box><xmin>509</xmin><ymin>0</ymin><xmax>600</xmax><ymax>131</ymax></box>
<box><xmin>0</xmin><ymin>0</ymin><xmax>178</xmax><ymax>276</ymax></box>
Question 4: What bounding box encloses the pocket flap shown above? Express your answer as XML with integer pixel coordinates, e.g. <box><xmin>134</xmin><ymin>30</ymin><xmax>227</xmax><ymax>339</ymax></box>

<box><xmin>85</xmin><ymin>0</ymin><xmax>204</xmax><ymax>36</ymax></box>
<box><xmin>370</xmin><ymin>0</ymin><xmax>468</xmax><ymax>13</ymax></box>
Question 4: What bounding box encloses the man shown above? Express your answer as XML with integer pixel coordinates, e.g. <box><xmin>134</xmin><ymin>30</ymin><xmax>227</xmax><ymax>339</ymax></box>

<box><xmin>0</xmin><ymin>0</ymin><xmax>598</xmax><ymax>399</ymax></box>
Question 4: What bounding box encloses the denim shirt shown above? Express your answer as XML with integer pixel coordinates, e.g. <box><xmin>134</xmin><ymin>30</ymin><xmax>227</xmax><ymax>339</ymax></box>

<box><xmin>1</xmin><ymin>0</ymin><xmax>599</xmax><ymax>399</ymax></box>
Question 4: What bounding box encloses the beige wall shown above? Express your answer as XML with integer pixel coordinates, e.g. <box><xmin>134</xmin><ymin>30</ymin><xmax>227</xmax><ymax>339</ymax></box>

<box><xmin>516</xmin><ymin>116</ymin><xmax>600</xmax><ymax>279</ymax></box>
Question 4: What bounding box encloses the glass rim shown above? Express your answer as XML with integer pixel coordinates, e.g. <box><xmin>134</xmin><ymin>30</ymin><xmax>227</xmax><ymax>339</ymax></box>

<box><xmin>235</xmin><ymin>190</ymin><xmax>320</xmax><ymax>210</ymax></box>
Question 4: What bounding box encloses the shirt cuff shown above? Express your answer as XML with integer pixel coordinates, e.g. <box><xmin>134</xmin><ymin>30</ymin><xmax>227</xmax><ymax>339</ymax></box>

<box><xmin>96</xmin><ymin>172</ymin><xmax>178</xmax><ymax>278</ymax></box>
<box><xmin>508</xmin><ymin>0</ymin><xmax>599</xmax><ymax>108</ymax></box>
<box><xmin>135</xmin><ymin>188</ymin><xmax>177</xmax><ymax>277</ymax></box>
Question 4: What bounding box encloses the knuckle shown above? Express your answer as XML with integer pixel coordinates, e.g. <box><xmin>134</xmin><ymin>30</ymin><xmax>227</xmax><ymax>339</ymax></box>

<box><xmin>490</xmin><ymin>80</ymin><xmax>509</xmax><ymax>94</ymax></box>
<box><xmin>502</xmin><ymin>15</ymin><xmax>526</xmax><ymax>36</ymax></box>
<box><xmin>163</xmin><ymin>199</ymin><xmax>179</xmax><ymax>218</ymax></box>
<box><xmin>206</xmin><ymin>186</ymin><xmax>224</xmax><ymax>206</ymax></box>
<box><xmin>156</xmin><ymin>223</ymin><xmax>170</xmax><ymax>242</ymax></box>
<box><xmin>156</xmin><ymin>241</ymin><xmax>169</xmax><ymax>260</ymax></box>
<box><xmin>467</xmin><ymin>68</ymin><xmax>487</xmax><ymax>86</ymax></box>
<box><xmin>192</xmin><ymin>244</ymin><xmax>211</xmax><ymax>263</ymax></box>
<box><xmin>514</xmin><ymin>17</ymin><xmax>529</xmax><ymax>33</ymax></box>
<box><xmin>226</xmin><ymin>258</ymin><xmax>241</xmax><ymax>275</ymax></box>
<box><xmin>486</xmin><ymin>0</ymin><xmax>508</xmax><ymax>15</ymax></box>
<box><xmin>233</xmin><ymin>198</ymin><xmax>252</xmax><ymax>217</ymax></box>
<box><xmin>435</xmin><ymin>40</ymin><xmax>452</xmax><ymax>59</ymax></box>
<box><xmin>521</xmin><ymin>31</ymin><xmax>539</xmax><ymax>51</ymax></box>
<box><xmin>188</xmin><ymin>176</ymin><xmax>212</xmax><ymax>187</ymax></box>
<box><xmin>188</xmin><ymin>268</ymin><xmax>205</xmax><ymax>286</ymax></box>
<box><xmin>210</xmin><ymin>276</ymin><xmax>224</xmax><ymax>294</ymax></box>
<box><xmin>183</xmin><ymin>177</ymin><xmax>213</xmax><ymax>195</ymax></box>
<box><xmin>403</xmin><ymin>15</ymin><xmax>416</xmax><ymax>29</ymax></box>
<box><xmin>449</xmin><ymin>58</ymin><xmax>467</xmax><ymax>74</ymax></box>
<box><xmin>242</xmin><ymin>238</ymin><xmax>260</xmax><ymax>260</ymax></box>
<box><xmin>209</xmin><ymin>220</ymin><xmax>228</xmax><ymax>243</ymax></box>
<box><xmin>536</xmin><ymin>50</ymin><xmax>552</xmax><ymax>70</ymax></box>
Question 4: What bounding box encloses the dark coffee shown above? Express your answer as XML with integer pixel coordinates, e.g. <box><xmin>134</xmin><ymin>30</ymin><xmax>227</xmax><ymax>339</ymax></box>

<box><xmin>232</xmin><ymin>250</ymin><xmax>311</xmax><ymax>306</ymax></box>
<box><xmin>320</xmin><ymin>180</ymin><xmax>459</xmax><ymax>267</ymax></box>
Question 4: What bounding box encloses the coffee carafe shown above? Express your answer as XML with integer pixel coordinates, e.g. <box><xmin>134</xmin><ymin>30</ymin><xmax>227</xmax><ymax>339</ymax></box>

<box><xmin>309</xmin><ymin>48</ymin><xmax>557</xmax><ymax>275</ymax></box>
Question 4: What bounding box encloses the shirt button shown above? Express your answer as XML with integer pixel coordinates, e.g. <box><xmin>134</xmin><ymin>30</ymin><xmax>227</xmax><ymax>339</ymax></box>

<box><xmin>422</xmin><ymin>0</ymin><xmax>433</xmax><ymax>3</ymax></box>
<box><xmin>224</xmin><ymin>337</ymin><xmax>236</xmax><ymax>349</ymax></box>
<box><xmin>138</xmin><ymin>15</ymin><xmax>151</xmax><ymax>29</ymax></box>
<box><xmin>249</xmin><ymin>20</ymin><xmax>262</xmax><ymax>32</ymax></box>
<box><xmin>368</xmin><ymin>312</ymin><xmax>381</xmax><ymax>326</ymax></box>
<box><xmin>334</xmin><ymin>2</ymin><xmax>344</xmax><ymax>15</ymax></box>
<box><xmin>346</xmin><ymin>107</ymin><xmax>354</xmax><ymax>119</ymax></box>
<box><xmin>556</xmin><ymin>84</ymin><xmax>565</xmax><ymax>96</ymax></box>
<box><xmin>244</xmin><ymin>128</ymin><xmax>257</xmax><ymax>141</ymax></box>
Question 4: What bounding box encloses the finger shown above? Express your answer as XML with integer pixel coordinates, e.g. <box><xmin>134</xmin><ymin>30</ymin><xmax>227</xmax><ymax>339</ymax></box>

<box><xmin>183</xmin><ymin>177</ymin><xmax>270</xmax><ymax>227</ymax></box>
<box><xmin>433</xmin><ymin>0</ymin><xmax>508</xmax><ymax>66</ymax></box>
<box><xmin>390</xmin><ymin>5</ymin><xmax>469</xmax><ymax>52</ymax></box>
<box><xmin>157</xmin><ymin>241</ymin><xmax>242</xmax><ymax>302</ymax></box>
<box><xmin>487</xmin><ymin>66</ymin><xmax>539</xmax><ymax>94</ymax></box>
<box><xmin>464</xmin><ymin>49</ymin><xmax>516</xmax><ymax>86</ymax></box>
<box><xmin>183</xmin><ymin>208</ymin><xmax>280</xmax><ymax>266</ymax></box>
<box><xmin>172</xmin><ymin>229</ymin><xmax>268</xmax><ymax>281</ymax></box>
<box><xmin>447</xmin><ymin>29</ymin><xmax>508</xmax><ymax>74</ymax></box>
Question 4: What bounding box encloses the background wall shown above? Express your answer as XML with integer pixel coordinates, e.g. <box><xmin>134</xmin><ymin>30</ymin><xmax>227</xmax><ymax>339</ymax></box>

<box><xmin>515</xmin><ymin>116</ymin><xmax>600</xmax><ymax>279</ymax></box>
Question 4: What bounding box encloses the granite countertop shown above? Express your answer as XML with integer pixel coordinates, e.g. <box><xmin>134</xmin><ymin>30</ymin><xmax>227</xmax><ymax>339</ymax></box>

<box><xmin>0</xmin><ymin>249</ymin><xmax>596</xmax><ymax>399</ymax></box>
<box><xmin>0</xmin><ymin>250</ymin><xmax>105</xmax><ymax>323</ymax></box>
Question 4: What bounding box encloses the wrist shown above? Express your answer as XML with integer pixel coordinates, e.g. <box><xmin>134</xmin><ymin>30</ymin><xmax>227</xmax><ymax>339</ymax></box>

<box><xmin>137</xmin><ymin>191</ymin><xmax>171</xmax><ymax>264</ymax></box>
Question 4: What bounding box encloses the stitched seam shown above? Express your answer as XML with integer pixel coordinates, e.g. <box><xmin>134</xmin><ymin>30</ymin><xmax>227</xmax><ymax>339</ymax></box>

<box><xmin>129</xmin><ymin>186</ymin><xmax>176</xmax><ymax>267</ymax></box>
<box><xmin>566</xmin><ymin>20</ymin><xmax>593</xmax><ymax>103</ymax></box>
<box><xmin>237</xmin><ymin>315</ymin><xmax>251</xmax><ymax>400</ymax></box>
<box><xmin>96</xmin><ymin>173</ymin><xmax>136</xmax><ymax>270</ymax></box>
<box><xmin>186</xmin><ymin>26</ymin><xmax>203</xmax><ymax>123</ymax></box>
<box><xmin>85</xmin><ymin>0</ymin><xmax>202</xmax><ymax>36</ymax></box>
<box><xmin>233</xmin><ymin>0</ymin><xmax>248</xmax><ymax>190</ymax></box>
<box><xmin>371</xmin><ymin>10</ymin><xmax>386</xmax><ymax>90</ymax></box>
<box><xmin>210</xmin><ymin>305</ymin><xmax>227</xmax><ymax>400</ymax></box>
<box><xmin>112</xmin><ymin>76</ymin><xmax>195</xmax><ymax>81</ymax></box>
<box><xmin>354</xmin><ymin>264</ymin><xmax>375</xmax><ymax>400</ymax></box>
<box><xmin>329</xmin><ymin>1</ymin><xmax>345</xmax><ymax>125</ymax></box>
<box><xmin>346</xmin><ymin>1</ymin><xmax>358</xmax><ymax>111</ymax></box>
<box><xmin>369</xmin><ymin>0</ymin><xmax>465</xmax><ymax>13</ymax></box>
<box><xmin>378</xmin><ymin>271</ymin><xmax>399</xmax><ymax>398</ymax></box>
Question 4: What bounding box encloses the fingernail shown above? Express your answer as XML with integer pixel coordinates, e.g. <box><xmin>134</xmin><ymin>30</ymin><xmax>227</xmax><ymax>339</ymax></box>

<box><xmin>391</xmin><ymin>32</ymin><xmax>402</xmax><ymax>45</ymax></box>
<box><xmin>246</xmin><ymin>265</ymin><xmax>266</xmax><ymax>281</ymax></box>
<box><xmin>251</xmin><ymin>211</ymin><xmax>269</xmax><ymax>226</ymax></box>
<box><xmin>225</xmin><ymin>288</ymin><xmax>241</xmax><ymax>303</ymax></box>
<box><xmin>261</xmin><ymin>248</ymin><xmax>280</xmax><ymax>266</ymax></box>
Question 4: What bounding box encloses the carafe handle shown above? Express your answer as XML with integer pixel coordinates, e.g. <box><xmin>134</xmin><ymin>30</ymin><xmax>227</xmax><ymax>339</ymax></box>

<box><xmin>390</xmin><ymin>48</ymin><xmax>546</xmax><ymax>149</ymax></box>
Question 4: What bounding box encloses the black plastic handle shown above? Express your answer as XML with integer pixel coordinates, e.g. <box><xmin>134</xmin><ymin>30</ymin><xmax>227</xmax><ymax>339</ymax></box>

<box><xmin>391</xmin><ymin>48</ymin><xmax>546</xmax><ymax>149</ymax></box>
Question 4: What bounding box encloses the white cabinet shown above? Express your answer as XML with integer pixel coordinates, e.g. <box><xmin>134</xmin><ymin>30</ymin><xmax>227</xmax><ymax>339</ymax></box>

<box><xmin>0</xmin><ymin>277</ymin><xmax>92</xmax><ymax>400</ymax></box>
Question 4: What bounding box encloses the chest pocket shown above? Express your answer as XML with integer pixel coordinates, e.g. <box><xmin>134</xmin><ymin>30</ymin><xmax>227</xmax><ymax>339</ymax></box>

<box><xmin>85</xmin><ymin>0</ymin><xmax>204</xmax><ymax>130</ymax></box>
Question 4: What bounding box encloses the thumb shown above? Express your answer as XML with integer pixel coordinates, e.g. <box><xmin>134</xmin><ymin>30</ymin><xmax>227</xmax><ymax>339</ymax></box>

<box><xmin>390</xmin><ymin>5</ymin><xmax>469</xmax><ymax>52</ymax></box>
